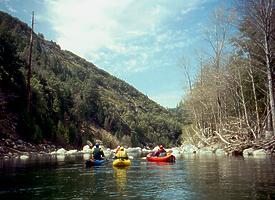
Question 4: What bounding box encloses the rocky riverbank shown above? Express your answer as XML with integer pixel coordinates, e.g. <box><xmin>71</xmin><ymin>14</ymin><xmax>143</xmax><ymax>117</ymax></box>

<box><xmin>1</xmin><ymin>132</ymin><xmax>275</xmax><ymax>160</ymax></box>
<box><xmin>0</xmin><ymin>136</ymin><xmax>63</xmax><ymax>159</ymax></box>
<box><xmin>1</xmin><ymin>136</ymin><xmax>274</xmax><ymax>160</ymax></box>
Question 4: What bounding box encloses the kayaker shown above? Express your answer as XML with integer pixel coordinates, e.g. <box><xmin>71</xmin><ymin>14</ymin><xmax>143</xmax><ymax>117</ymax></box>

<box><xmin>154</xmin><ymin>145</ymin><xmax>167</xmax><ymax>157</ymax></box>
<box><xmin>115</xmin><ymin>147</ymin><xmax>129</xmax><ymax>160</ymax></box>
<box><xmin>92</xmin><ymin>144</ymin><xmax>105</xmax><ymax>160</ymax></box>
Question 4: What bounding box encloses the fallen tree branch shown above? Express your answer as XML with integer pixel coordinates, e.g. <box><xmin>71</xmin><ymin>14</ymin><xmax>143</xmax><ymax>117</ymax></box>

<box><xmin>214</xmin><ymin>131</ymin><xmax>231</xmax><ymax>145</ymax></box>
<box><xmin>6</xmin><ymin>146</ymin><xmax>24</xmax><ymax>154</ymax></box>
<box><xmin>191</xmin><ymin>125</ymin><xmax>211</xmax><ymax>145</ymax></box>
<box><xmin>263</xmin><ymin>140</ymin><xmax>275</xmax><ymax>147</ymax></box>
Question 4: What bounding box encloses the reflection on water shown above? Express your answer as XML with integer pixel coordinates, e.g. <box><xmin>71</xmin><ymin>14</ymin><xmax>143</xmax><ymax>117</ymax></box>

<box><xmin>146</xmin><ymin>161</ymin><xmax>175</xmax><ymax>170</ymax></box>
<box><xmin>113</xmin><ymin>167</ymin><xmax>128</xmax><ymax>194</ymax></box>
<box><xmin>83</xmin><ymin>153</ymin><xmax>91</xmax><ymax>161</ymax></box>
<box><xmin>0</xmin><ymin>155</ymin><xmax>274</xmax><ymax>199</ymax></box>
<box><xmin>56</xmin><ymin>155</ymin><xmax>65</xmax><ymax>162</ymax></box>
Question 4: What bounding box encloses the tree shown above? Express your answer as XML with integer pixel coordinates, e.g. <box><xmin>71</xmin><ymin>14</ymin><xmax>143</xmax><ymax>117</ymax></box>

<box><xmin>239</xmin><ymin>0</ymin><xmax>275</xmax><ymax>135</ymax></box>
<box><xmin>27</xmin><ymin>11</ymin><xmax>34</xmax><ymax>112</ymax></box>
<box><xmin>204</xmin><ymin>7</ymin><xmax>236</xmax><ymax>128</ymax></box>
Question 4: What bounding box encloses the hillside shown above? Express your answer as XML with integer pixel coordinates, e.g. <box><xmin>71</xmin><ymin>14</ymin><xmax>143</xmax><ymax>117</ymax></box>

<box><xmin>0</xmin><ymin>11</ymin><xmax>182</xmax><ymax>148</ymax></box>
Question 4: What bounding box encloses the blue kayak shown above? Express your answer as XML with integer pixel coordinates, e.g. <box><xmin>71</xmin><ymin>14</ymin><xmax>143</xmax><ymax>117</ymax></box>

<box><xmin>85</xmin><ymin>159</ymin><xmax>106</xmax><ymax>167</ymax></box>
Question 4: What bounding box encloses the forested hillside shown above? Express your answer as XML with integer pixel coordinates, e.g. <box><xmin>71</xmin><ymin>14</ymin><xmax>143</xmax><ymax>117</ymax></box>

<box><xmin>0</xmin><ymin>11</ymin><xmax>182</xmax><ymax>148</ymax></box>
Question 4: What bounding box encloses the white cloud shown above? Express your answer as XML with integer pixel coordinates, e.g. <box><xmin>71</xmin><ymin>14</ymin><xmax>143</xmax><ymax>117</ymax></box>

<box><xmin>44</xmin><ymin>0</ymin><xmax>163</xmax><ymax>53</ymax></box>
<box><xmin>43</xmin><ymin>0</ymin><xmax>207</xmax><ymax>73</ymax></box>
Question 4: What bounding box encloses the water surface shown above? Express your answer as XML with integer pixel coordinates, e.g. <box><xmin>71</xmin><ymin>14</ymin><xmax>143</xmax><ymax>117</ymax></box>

<box><xmin>0</xmin><ymin>154</ymin><xmax>274</xmax><ymax>199</ymax></box>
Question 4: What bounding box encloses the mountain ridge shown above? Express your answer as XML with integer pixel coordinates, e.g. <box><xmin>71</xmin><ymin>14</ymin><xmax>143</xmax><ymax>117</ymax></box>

<box><xmin>0</xmin><ymin>11</ymin><xmax>182</xmax><ymax>148</ymax></box>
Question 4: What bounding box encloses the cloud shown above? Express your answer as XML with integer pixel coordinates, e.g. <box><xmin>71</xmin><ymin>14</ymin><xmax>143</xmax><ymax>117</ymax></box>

<box><xmin>44</xmin><ymin>0</ymin><xmax>162</xmax><ymax>53</ymax></box>
<box><xmin>43</xmin><ymin>0</ymin><xmax>207</xmax><ymax>73</ymax></box>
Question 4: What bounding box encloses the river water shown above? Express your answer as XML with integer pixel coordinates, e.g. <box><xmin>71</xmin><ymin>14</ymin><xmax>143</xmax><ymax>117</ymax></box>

<box><xmin>0</xmin><ymin>154</ymin><xmax>275</xmax><ymax>200</ymax></box>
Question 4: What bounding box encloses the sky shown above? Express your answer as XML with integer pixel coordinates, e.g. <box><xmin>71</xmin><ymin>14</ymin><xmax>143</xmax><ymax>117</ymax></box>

<box><xmin>0</xmin><ymin>0</ymin><xmax>232</xmax><ymax>108</ymax></box>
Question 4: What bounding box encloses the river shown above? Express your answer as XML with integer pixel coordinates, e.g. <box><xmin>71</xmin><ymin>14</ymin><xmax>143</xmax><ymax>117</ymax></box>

<box><xmin>0</xmin><ymin>154</ymin><xmax>274</xmax><ymax>199</ymax></box>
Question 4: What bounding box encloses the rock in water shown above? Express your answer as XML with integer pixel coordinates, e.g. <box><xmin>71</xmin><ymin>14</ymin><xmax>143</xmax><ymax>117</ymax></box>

<box><xmin>20</xmin><ymin>155</ymin><xmax>29</xmax><ymax>160</ymax></box>
<box><xmin>56</xmin><ymin>148</ymin><xmax>67</xmax><ymax>155</ymax></box>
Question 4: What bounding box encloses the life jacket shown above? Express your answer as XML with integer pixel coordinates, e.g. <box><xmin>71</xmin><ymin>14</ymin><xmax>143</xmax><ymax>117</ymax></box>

<box><xmin>93</xmin><ymin>147</ymin><xmax>104</xmax><ymax>160</ymax></box>
<box><xmin>155</xmin><ymin>148</ymin><xmax>167</xmax><ymax>157</ymax></box>
<box><xmin>115</xmin><ymin>150</ymin><xmax>128</xmax><ymax>159</ymax></box>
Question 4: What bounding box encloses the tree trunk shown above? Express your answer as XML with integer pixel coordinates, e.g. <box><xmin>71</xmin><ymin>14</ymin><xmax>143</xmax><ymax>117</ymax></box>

<box><xmin>267</xmin><ymin>100</ymin><xmax>272</xmax><ymax>131</ymax></box>
<box><xmin>238</xmin><ymin>67</ymin><xmax>250</xmax><ymax>129</ymax></box>
<box><xmin>27</xmin><ymin>11</ymin><xmax>34</xmax><ymax>112</ymax></box>
<box><xmin>248</xmin><ymin>67</ymin><xmax>260</xmax><ymax>136</ymax></box>
<box><xmin>264</xmin><ymin>33</ymin><xmax>275</xmax><ymax>135</ymax></box>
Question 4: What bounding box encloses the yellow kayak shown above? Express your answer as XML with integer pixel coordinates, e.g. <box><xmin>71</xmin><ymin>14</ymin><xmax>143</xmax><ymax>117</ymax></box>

<box><xmin>112</xmin><ymin>158</ymin><xmax>131</xmax><ymax>167</ymax></box>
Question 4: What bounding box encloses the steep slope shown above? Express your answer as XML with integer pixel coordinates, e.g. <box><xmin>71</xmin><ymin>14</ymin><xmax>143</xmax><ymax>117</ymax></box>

<box><xmin>0</xmin><ymin>11</ymin><xmax>182</xmax><ymax>148</ymax></box>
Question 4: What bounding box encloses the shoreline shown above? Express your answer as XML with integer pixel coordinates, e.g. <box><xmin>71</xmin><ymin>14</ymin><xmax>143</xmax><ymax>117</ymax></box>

<box><xmin>1</xmin><ymin>136</ymin><xmax>274</xmax><ymax>160</ymax></box>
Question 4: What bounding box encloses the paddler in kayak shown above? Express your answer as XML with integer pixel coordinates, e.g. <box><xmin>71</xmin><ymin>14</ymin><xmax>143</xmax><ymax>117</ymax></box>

<box><xmin>92</xmin><ymin>143</ymin><xmax>105</xmax><ymax>160</ymax></box>
<box><xmin>154</xmin><ymin>145</ymin><xmax>167</xmax><ymax>157</ymax></box>
<box><xmin>114</xmin><ymin>147</ymin><xmax>129</xmax><ymax>160</ymax></box>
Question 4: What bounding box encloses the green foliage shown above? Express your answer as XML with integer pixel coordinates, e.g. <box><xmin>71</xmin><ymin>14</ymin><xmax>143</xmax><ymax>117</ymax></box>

<box><xmin>57</xmin><ymin>121</ymin><xmax>69</xmax><ymax>144</ymax></box>
<box><xmin>0</xmin><ymin>30</ymin><xmax>25</xmax><ymax>93</ymax></box>
<box><xmin>68</xmin><ymin>123</ymin><xmax>78</xmax><ymax>143</ymax></box>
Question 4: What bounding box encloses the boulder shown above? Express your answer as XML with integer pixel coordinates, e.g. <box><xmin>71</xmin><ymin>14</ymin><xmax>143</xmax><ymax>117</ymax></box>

<box><xmin>66</xmin><ymin>150</ymin><xmax>78</xmax><ymax>155</ymax></box>
<box><xmin>126</xmin><ymin>147</ymin><xmax>142</xmax><ymax>153</ymax></box>
<box><xmin>253</xmin><ymin>149</ymin><xmax>267</xmax><ymax>157</ymax></box>
<box><xmin>56</xmin><ymin>148</ymin><xmax>67</xmax><ymax>155</ymax></box>
<box><xmin>243</xmin><ymin>148</ymin><xmax>254</xmax><ymax>156</ymax></box>
<box><xmin>50</xmin><ymin>151</ymin><xmax>57</xmax><ymax>155</ymax></box>
<box><xmin>197</xmin><ymin>147</ymin><xmax>213</xmax><ymax>155</ymax></box>
<box><xmin>103</xmin><ymin>148</ymin><xmax>114</xmax><ymax>159</ymax></box>
<box><xmin>126</xmin><ymin>147</ymin><xmax>142</xmax><ymax>158</ymax></box>
<box><xmin>20</xmin><ymin>155</ymin><xmax>29</xmax><ymax>160</ymax></box>
<box><xmin>141</xmin><ymin>148</ymin><xmax>153</xmax><ymax>157</ymax></box>
<box><xmin>197</xmin><ymin>141</ymin><xmax>205</xmax><ymax>149</ymax></box>
<box><xmin>181</xmin><ymin>144</ymin><xmax>198</xmax><ymax>154</ymax></box>
<box><xmin>215</xmin><ymin>148</ymin><xmax>226</xmax><ymax>155</ymax></box>
<box><xmin>17</xmin><ymin>139</ymin><xmax>23</xmax><ymax>144</ymax></box>
<box><xmin>170</xmin><ymin>148</ymin><xmax>182</xmax><ymax>159</ymax></box>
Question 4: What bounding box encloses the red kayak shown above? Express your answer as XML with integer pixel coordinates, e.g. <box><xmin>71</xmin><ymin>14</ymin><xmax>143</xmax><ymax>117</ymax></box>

<box><xmin>146</xmin><ymin>153</ymin><xmax>176</xmax><ymax>162</ymax></box>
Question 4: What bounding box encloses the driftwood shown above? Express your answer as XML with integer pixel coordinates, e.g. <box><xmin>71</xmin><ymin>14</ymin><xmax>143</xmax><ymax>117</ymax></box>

<box><xmin>214</xmin><ymin>131</ymin><xmax>231</xmax><ymax>145</ymax></box>
<box><xmin>6</xmin><ymin>146</ymin><xmax>25</xmax><ymax>154</ymax></box>
<box><xmin>191</xmin><ymin>125</ymin><xmax>211</xmax><ymax>145</ymax></box>
<box><xmin>197</xmin><ymin>126</ymin><xmax>275</xmax><ymax>154</ymax></box>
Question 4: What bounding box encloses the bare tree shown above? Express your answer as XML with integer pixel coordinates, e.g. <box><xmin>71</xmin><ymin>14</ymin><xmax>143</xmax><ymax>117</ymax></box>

<box><xmin>240</xmin><ymin>0</ymin><xmax>275</xmax><ymax>135</ymax></box>
<box><xmin>204</xmin><ymin>7</ymin><xmax>235</xmax><ymax>129</ymax></box>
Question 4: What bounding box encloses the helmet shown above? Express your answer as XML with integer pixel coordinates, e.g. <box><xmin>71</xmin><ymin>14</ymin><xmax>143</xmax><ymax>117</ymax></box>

<box><xmin>95</xmin><ymin>143</ymin><xmax>99</xmax><ymax>148</ymax></box>
<box><xmin>120</xmin><ymin>147</ymin><xmax>124</xmax><ymax>151</ymax></box>
<box><xmin>159</xmin><ymin>145</ymin><xmax>163</xmax><ymax>149</ymax></box>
